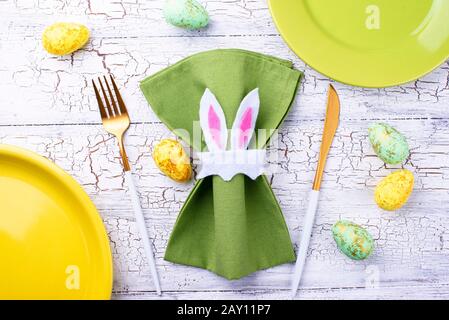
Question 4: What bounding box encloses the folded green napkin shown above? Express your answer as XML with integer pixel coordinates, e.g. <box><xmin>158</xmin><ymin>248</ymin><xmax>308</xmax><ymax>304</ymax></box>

<box><xmin>140</xmin><ymin>49</ymin><xmax>302</xmax><ymax>279</ymax></box>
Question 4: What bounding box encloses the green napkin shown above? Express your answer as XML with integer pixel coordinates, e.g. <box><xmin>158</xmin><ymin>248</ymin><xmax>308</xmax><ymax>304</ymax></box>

<box><xmin>140</xmin><ymin>49</ymin><xmax>302</xmax><ymax>279</ymax></box>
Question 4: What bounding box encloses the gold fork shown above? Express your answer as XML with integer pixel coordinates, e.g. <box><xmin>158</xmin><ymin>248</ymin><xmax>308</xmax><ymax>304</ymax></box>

<box><xmin>92</xmin><ymin>75</ymin><xmax>162</xmax><ymax>295</ymax></box>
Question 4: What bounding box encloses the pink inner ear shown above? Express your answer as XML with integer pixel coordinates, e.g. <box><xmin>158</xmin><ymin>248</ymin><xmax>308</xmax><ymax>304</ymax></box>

<box><xmin>208</xmin><ymin>105</ymin><xmax>222</xmax><ymax>149</ymax></box>
<box><xmin>239</xmin><ymin>107</ymin><xmax>253</xmax><ymax>149</ymax></box>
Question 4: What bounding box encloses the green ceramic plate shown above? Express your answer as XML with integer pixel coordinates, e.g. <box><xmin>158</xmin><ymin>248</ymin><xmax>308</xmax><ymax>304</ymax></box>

<box><xmin>268</xmin><ymin>0</ymin><xmax>449</xmax><ymax>87</ymax></box>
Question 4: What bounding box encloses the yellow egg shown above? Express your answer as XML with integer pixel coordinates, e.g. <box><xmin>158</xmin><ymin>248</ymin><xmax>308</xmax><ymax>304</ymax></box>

<box><xmin>375</xmin><ymin>169</ymin><xmax>414</xmax><ymax>211</ymax></box>
<box><xmin>152</xmin><ymin>139</ymin><xmax>191</xmax><ymax>182</ymax></box>
<box><xmin>42</xmin><ymin>22</ymin><xmax>89</xmax><ymax>56</ymax></box>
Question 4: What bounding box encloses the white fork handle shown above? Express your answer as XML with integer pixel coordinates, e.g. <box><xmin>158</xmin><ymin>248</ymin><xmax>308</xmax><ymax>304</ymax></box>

<box><xmin>290</xmin><ymin>189</ymin><xmax>320</xmax><ymax>298</ymax></box>
<box><xmin>125</xmin><ymin>171</ymin><xmax>162</xmax><ymax>296</ymax></box>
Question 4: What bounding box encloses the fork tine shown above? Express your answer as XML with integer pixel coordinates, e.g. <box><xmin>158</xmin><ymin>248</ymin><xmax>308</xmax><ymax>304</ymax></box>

<box><xmin>92</xmin><ymin>79</ymin><xmax>108</xmax><ymax>120</ymax></box>
<box><xmin>98</xmin><ymin>77</ymin><xmax>114</xmax><ymax>117</ymax></box>
<box><xmin>103</xmin><ymin>76</ymin><xmax>120</xmax><ymax>116</ymax></box>
<box><xmin>109</xmin><ymin>74</ymin><xmax>128</xmax><ymax>115</ymax></box>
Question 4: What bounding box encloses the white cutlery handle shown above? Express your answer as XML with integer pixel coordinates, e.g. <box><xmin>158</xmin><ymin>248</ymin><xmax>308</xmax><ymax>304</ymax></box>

<box><xmin>125</xmin><ymin>171</ymin><xmax>162</xmax><ymax>296</ymax></box>
<box><xmin>290</xmin><ymin>189</ymin><xmax>320</xmax><ymax>298</ymax></box>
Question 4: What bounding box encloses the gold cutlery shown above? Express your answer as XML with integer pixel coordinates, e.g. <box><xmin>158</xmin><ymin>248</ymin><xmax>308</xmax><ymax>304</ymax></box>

<box><xmin>290</xmin><ymin>84</ymin><xmax>340</xmax><ymax>297</ymax></box>
<box><xmin>92</xmin><ymin>75</ymin><xmax>162</xmax><ymax>295</ymax></box>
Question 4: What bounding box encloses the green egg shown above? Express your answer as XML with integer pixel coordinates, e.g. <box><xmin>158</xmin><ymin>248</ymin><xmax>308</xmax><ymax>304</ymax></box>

<box><xmin>332</xmin><ymin>220</ymin><xmax>374</xmax><ymax>260</ymax></box>
<box><xmin>163</xmin><ymin>0</ymin><xmax>209</xmax><ymax>30</ymax></box>
<box><xmin>368</xmin><ymin>123</ymin><xmax>409</xmax><ymax>164</ymax></box>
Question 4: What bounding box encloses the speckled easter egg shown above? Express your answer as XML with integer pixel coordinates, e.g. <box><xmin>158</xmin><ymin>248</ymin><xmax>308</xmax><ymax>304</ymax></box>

<box><xmin>332</xmin><ymin>220</ymin><xmax>374</xmax><ymax>260</ymax></box>
<box><xmin>375</xmin><ymin>169</ymin><xmax>414</xmax><ymax>211</ymax></box>
<box><xmin>163</xmin><ymin>0</ymin><xmax>209</xmax><ymax>30</ymax></box>
<box><xmin>42</xmin><ymin>22</ymin><xmax>89</xmax><ymax>56</ymax></box>
<box><xmin>153</xmin><ymin>139</ymin><xmax>191</xmax><ymax>182</ymax></box>
<box><xmin>368</xmin><ymin>123</ymin><xmax>409</xmax><ymax>164</ymax></box>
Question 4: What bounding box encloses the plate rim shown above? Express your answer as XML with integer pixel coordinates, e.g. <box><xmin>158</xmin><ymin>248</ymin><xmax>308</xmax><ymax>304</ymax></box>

<box><xmin>0</xmin><ymin>143</ymin><xmax>113</xmax><ymax>299</ymax></box>
<box><xmin>268</xmin><ymin>0</ymin><xmax>449</xmax><ymax>88</ymax></box>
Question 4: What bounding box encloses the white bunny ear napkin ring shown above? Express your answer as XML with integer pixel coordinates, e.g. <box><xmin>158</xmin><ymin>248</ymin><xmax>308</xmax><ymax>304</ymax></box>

<box><xmin>196</xmin><ymin>88</ymin><xmax>267</xmax><ymax>181</ymax></box>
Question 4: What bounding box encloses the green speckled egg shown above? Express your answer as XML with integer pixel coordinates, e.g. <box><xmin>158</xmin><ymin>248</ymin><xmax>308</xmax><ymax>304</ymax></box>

<box><xmin>332</xmin><ymin>220</ymin><xmax>374</xmax><ymax>260</ymax></box>
<box><xmin>368</xmin><ymin>123</ymin><xmax>409</xmax><ymax>164</ymax></box>
<box><xmin>163</xmin><ymin>0</ymin><xmax>209</xmax><ymax>30</ymax></box>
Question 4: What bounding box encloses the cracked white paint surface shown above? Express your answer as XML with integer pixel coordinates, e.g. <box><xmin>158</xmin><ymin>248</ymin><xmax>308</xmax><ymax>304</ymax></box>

<box><xmin>1</xmin><ymin>0</ymin><xmax>449</xmax><ymax>299</ymax></box>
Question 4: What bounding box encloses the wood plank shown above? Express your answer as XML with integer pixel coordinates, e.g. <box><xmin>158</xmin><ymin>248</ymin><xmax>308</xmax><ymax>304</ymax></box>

<box><xmin>1</xmin><ymin>120</ymin><xmax>449</xmax><ymax>298</ymax></box>
<box><xmin>0</xmin><ymin>2</ymin><xmax>448</xmax><ymax>126</ymax></box>
<box><xmin>0</xmin><ymin>0</ymin><xmax>277</xmax><ymax>38</ymax></box>
<box><xmin>115</xmin><ymin>284</ymin><xmax>449</xmax><ymax>300</ymax></box>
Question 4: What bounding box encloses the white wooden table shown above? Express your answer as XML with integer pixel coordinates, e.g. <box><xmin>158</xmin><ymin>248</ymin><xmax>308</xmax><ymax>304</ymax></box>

<box><xmin>1</xmin><ymin>0</ymin><xmax>449</xmax><ymax>300</ymax></box>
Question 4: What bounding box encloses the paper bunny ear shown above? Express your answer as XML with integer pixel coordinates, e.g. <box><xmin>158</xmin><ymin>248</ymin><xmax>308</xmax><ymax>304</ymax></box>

<box><xmin>199</xmin><ymin>88</ymin><xmax>228</xmax><ymax>151</ymax></box>
<box><xmin>231</xmin><ymin>88</ymin><xmax>260</xmax><ymax>150</ymax></box>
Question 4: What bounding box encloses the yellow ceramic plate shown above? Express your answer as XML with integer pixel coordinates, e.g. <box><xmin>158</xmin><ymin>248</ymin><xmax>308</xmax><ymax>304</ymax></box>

<box><xmin>268</xmin><ymin>0</ymin><xmax>449</xmax><ymax>87</ymax></box>
<box><xmin>0</xmin><ymin>144</ymin><xmax>112</xmax><ymax>299</ymax></box>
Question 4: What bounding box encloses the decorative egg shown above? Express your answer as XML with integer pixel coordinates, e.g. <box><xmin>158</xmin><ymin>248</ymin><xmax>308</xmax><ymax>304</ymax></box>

<box><xmin>163</xmin><ymin>0</ymin><xmax>209</xmax><ymax>30</ymax></box>
<box><xmin>368</xmin><ymin>123</ymin><xmax>409</xmax><ymax>164</ymax></box>
<box><xmin>375</xmin><ymin>169</ymin><xmax>414</xmax><ymax>211</ymax></box>
<box><xmin>332</xmin><ymin>220</ymin><xmax>374</xmax><ymax>260</ymax></box>
<box><xmin>42</xmin><ymin>22</ymin><xmax>90</xmax><ymax>56</ymax></box>
<box><xmin>153</xmin><ymin>139</ymin><xmax>192</xmax><ymax>182</ymax></box>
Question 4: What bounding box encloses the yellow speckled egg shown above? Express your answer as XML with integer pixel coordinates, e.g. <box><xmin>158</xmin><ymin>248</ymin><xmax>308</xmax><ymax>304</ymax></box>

<box><xmin>153</xmin><ymin>139</ymin><xmax>191</xmax><ymax>182</ymax></box>
<box><xmin>375</xmin><ymin>169</ymin><xmax>414</xmax><ymax>211</ymax></box>
<box><xmin>42</xmin><ymin>22</ymin><xmax>89</xmax><ymax>56</ymax></box>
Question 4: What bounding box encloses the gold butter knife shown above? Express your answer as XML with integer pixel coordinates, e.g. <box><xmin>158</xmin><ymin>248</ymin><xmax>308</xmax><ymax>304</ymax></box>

<box><xmin>290</xmin><ymin>84</ymin><xmax>340</xmax><ymax>298</ymax></box>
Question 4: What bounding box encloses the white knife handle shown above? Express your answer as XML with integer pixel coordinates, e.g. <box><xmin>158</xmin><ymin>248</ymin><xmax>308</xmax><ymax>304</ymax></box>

<box><xmin>290</xmin><ymin>189</ymin><xmax>320</xmax><ymax>298</ymax></box>
<box><xmin>125</xmin><ymin>171</ymin><xmax>162</xmax><ymax>296</ymax></box>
